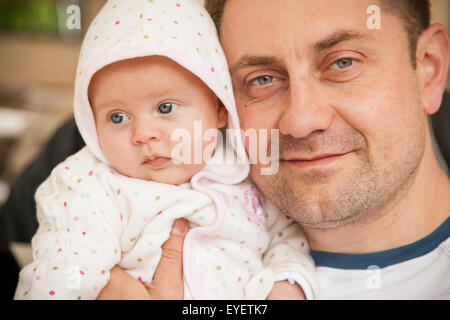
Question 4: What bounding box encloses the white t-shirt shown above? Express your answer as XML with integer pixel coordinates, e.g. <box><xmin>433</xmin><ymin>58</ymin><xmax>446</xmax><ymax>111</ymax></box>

<box><xmin>311</xmin><ymin>218</ymin><xmax>450</xmax><ymax>299</ymax></box>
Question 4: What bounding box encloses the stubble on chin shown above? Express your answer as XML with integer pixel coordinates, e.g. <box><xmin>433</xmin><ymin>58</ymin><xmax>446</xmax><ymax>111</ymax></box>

<box><xmin>251</xmin><ymin>127</ymin><xmax>425</xmax><ymax>230</ymax></box>
<box><xmin>252</xmin><ymin>155</ymin><xmax>381</xmax><ymax>230</ymax></box>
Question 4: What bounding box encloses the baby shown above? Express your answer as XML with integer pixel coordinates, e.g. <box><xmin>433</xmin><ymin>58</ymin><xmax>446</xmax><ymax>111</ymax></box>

<box><xmin>15</xmin><ymin>0</ymin><xmax>317</xmax><ymax>300</ymax></box>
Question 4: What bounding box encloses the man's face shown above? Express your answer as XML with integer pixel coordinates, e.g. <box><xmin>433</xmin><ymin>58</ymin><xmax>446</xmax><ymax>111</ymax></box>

<box><xmin>220</xmin><ymin>0</ymin><xmax>428</xmax><ymax>229</ymax></box>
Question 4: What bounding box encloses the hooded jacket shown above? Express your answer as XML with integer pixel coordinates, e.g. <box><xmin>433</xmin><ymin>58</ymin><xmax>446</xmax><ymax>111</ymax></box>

<box><xmin>74</xmin><ymin>0</ymin><xmax>249</xmax><ymax>184</ymax></box>
<box><xmin>15</xmin><ymin>0</ymin><xmax>318</xmax><ymax>300</ymax></box>
<box><xmin>73</xmin><ymin>0</ymin><xmax>264</xmax><ymax>299</ymax></box>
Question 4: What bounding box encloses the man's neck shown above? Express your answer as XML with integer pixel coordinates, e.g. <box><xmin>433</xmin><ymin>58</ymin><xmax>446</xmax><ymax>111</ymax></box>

<box><xmin>302</xmin><ymin>147</ymin><xmax>450</xmax><ymax>254</ymax></box>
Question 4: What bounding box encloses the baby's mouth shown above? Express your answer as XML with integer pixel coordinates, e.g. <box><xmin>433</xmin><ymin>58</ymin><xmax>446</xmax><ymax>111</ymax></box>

<box><xmin>142</xmin><ymin>156</ymin><xmax>171</xmax><ymax>168</ymax></box>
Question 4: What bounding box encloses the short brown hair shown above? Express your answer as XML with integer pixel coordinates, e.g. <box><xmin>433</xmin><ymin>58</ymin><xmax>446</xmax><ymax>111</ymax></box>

<box><xmin>204</xmin><ymin>0</ymin><xmax>226</xmax><ymax>34</ymax></box>
<box><xmin>378</xmin><ymin>0</ymin><xmax>430</xmax><ymax>68</ymax></box>
<box><xmin>204</xmin><ymin>0</ymin><xmax>431</xmax><ymax>68</ymax></box>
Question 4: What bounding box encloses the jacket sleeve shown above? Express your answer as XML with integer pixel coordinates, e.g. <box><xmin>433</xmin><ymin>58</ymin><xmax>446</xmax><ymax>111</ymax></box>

<box><xmin>14</xmin><ymin>149</ymin><xmax>122</xmax><ymax>300</ymax></box>
<box><xmin>262</xmin><ymin>196</ymin><xmax>319</xmax><ymax>299</ymax></box>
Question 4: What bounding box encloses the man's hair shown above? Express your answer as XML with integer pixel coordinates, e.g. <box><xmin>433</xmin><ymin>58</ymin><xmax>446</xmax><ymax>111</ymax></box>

<box><xmin>379</xmin><ymin>0</ymin><xmax>430</xmax><ymax>68</ymax></box>
<box><xmin>204</xmin><ymin>0</ymin><xmax>226</xmax><ymax>34</ymax></box>
<box><xmin>205</xmin><ymin>0</ymin><xmax>431</xmax><ymax>68</ymax></box>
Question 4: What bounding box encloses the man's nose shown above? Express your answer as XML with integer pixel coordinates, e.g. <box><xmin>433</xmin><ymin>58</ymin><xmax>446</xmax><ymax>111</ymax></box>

<box><xmin>132</xmin><ymin>119</ymin><xmax>163</xmax><ymax>145</ymax></box>
<box><xmin>278</xmin><ymin>78</ymin><xmax>334</xmax><ymax>138</ymax></box>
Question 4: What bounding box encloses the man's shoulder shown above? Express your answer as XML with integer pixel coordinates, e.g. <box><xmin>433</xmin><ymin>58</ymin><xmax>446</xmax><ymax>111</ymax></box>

<box><xmin>316</xmin><ymin>233</ymin><xmax>450</xmax><ymax>299</ymax></box>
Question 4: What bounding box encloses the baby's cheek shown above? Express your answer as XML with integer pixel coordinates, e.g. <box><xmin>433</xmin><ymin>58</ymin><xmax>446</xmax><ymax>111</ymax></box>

<box><xmin>168</xmin><ymin>163</ymin><xmax>203</xmax><ymax>185</ymax></box>
<box><xmin>102</xmin><ymin>142</ymin><xmax>136</xmax><ymax>177</ymax></box>
<box><xmin>201</xmin><ymin>133</ymin><xmax>219</xmax><ymax>163</ymax></box>
<box><xmin>183</xmin><ymin>128</ymin><xmax>219</xmax><ymax>164</ymax></box>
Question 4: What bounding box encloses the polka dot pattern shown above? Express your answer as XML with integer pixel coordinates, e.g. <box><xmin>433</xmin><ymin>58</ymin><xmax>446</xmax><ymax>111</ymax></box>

<box><xmin>74</xmin><ymin>0</ymin><xmax>247</xmax><ymax>179</ymax></box>
<box><xmin>14</xmin><ymin>0</ymin><xmax>316</xmax><ymax>301</ymax></box>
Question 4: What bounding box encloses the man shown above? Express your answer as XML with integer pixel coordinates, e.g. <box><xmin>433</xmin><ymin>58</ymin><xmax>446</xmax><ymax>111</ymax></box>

<box><xmin>2</xmin><ymin>0</ymin><xmax>449</xmax><ymax>299</ymax></box>
<box><xmin>100</xmin><ymin>0</ymin><xmax>449</xmax><ymax>299</ymax></box>
<box><xmin>203</xmin><ymin>0</ymin><xmax>450</xmax><ymax>298</ymax></box>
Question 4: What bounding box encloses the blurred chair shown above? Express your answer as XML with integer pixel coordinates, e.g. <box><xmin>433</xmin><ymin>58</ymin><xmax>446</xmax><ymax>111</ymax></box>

<box><xmin>0</xmin><ymin>228</ymin><xmax>19</xmax><ymax>299</ymax></box>
<box><xmin>0</xmin><ymin>118</ymin><xmax>84</xmax><ymax>244</ymax></box>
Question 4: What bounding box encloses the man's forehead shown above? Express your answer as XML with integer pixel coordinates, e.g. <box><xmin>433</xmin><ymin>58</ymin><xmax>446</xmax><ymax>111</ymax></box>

<box><xmin>229</xmin><ymin>30</ymin><xmax>374</xmax><ymax>72</ymax></box>
<box><xmin>220</xmin><ymin>0</ymin><xmax>399</xmax><ymax>66</ymax></box>
<box><xmin>222</xmin><ymin>0</ymin><xmax>372</xmax><ymax>24</ymax></box>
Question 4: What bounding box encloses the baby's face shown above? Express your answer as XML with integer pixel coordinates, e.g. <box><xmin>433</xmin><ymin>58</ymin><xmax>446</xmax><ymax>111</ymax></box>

<box><xmin>88</xmin><ymin>56</ymin><xmax>227</xmax><ymax>184</ymax></box>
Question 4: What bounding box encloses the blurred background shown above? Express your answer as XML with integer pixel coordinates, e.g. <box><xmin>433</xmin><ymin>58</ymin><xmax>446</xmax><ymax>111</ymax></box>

<box><xmin>0</xmin><ymin>0</ymin><xmax>448</xmax><ymax>288</ymax></box>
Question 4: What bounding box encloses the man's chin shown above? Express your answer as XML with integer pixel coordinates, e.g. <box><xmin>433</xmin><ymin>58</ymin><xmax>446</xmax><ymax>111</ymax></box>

<box><xmin>295</xmin><ymin>213</ymin><xmax>368</xmax><ymax>230</ymax></box>
<box><xmin>252</xmin><ymin>161</ymin><xmax>341</xmax><ymax>189</ymax></box>
<box><xmin>250</xmin><ymin>163</ymin><xmax>379</xmax><ymax>229</ymax></box>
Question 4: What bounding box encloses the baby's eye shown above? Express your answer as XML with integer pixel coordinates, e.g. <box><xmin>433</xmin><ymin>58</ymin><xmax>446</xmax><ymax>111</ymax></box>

<box><xmin>158</xmin><ymin>102</ymin><xmax>179</xmax><ymax>114</ymax></box>
<box><xmin>110</xmin><ymin>112</ymin><xmax>130</xmax><ymax>124</ymax></box>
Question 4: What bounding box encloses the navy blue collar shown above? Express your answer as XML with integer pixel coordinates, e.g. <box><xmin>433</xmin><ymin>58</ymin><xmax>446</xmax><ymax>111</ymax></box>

<box><xmin>310</xmin><ymin>218</ymin><xmax>450</xmax><ymax>270</ymax></box>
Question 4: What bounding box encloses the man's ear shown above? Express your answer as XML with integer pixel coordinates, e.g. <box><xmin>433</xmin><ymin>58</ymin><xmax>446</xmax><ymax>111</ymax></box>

<box><xmin>416</xmin><ymin>23</ymin><xmax>450</xmax><ymax>115</ymax></box>
<box><xmin>217</xmin><ymin>99</ymin><xmax>228</xmax><ymax>128</ymax></box>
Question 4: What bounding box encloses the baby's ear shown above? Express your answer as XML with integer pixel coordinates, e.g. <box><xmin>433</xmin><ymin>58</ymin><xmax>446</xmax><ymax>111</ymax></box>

<box><xmin>217</xmin><ymin>99</ymin><xmax>228</xmax><ymax>128</ymax></box>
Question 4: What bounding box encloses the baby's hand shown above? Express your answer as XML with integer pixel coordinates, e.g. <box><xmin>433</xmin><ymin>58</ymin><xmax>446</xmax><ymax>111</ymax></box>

<box><xmin>266</xmin><ymin>280</ymin><xmax>306</xmax><ymax>300</ymax></box>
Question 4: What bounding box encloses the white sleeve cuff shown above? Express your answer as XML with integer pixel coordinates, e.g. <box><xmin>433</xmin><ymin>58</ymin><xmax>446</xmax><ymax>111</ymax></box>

<box><xmin>274</xmin><ymin>272</ymin><xmax>316</xmax><ymax>300</ymax></box>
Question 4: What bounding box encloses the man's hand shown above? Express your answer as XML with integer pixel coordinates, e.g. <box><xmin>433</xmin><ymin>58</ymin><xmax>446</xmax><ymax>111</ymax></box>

<box><xmin>266</xmin><ymin>280</ymin><xmax>306</xmax><ymax>300</ymax></box>
<box><xmin>97</xmin><ymin>218</ymin><xmax>189</xmax><ymax>300</ymax></box>
<box><xmin>144</xmin><ymin>218</ymin><xmax>188</xmax><ymax>299</ymax></box>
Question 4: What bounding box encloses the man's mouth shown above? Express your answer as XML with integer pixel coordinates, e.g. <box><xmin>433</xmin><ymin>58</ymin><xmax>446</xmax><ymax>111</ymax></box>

<box><xmin>283</xmin><ymin>152</ymin><xmax>351</xmax><ymax>169</ymax></box>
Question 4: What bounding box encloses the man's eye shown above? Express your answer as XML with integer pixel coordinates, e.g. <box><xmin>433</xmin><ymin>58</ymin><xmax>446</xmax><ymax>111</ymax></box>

<box><xmin>110</xmin><ymin>112</ymin><xmax>130</xmax><ymax>124</ymax></box>
<box><xmin>331</xmin><ymin>58</ymin><xmax>354</xmax><ymax>69</ymax></box>
<box><xmin>158</xmin><ymin>102</ymin><xmax>179</xmax><ymax>114</ymax></box>
<box><xmin>250</xmin><ymin>75</ymin><xmax>274</xmax><ymax>86</ymax></box>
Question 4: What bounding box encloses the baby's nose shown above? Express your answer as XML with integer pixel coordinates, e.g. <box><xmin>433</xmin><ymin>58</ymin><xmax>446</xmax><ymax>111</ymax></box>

<box><xmin>132</xmin><ymin>120</ymin><xmax>163</xmax><ymax>144</ymax></box>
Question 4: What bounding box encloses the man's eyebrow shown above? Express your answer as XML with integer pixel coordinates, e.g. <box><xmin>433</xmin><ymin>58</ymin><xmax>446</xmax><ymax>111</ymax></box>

<box><xmin>231</xmin><ymin>55</ymin><xmax>281</xmax><ymax>72</ymax></box>
<box><xmin>313</xmin><ymin>30</ymin><xmax>373</xmax><ymax>53</ymax></box>
<box><xmin>230</xmin><ymin>31</ymin><xmax>372</xmax><ymax>71</ymax></box>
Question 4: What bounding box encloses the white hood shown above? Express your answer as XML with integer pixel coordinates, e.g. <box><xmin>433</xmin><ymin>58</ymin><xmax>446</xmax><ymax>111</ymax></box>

<box><xmin>73</xmin><ymin>0</ymin><xmax>249</xmax><ymax>185</ymax></box>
